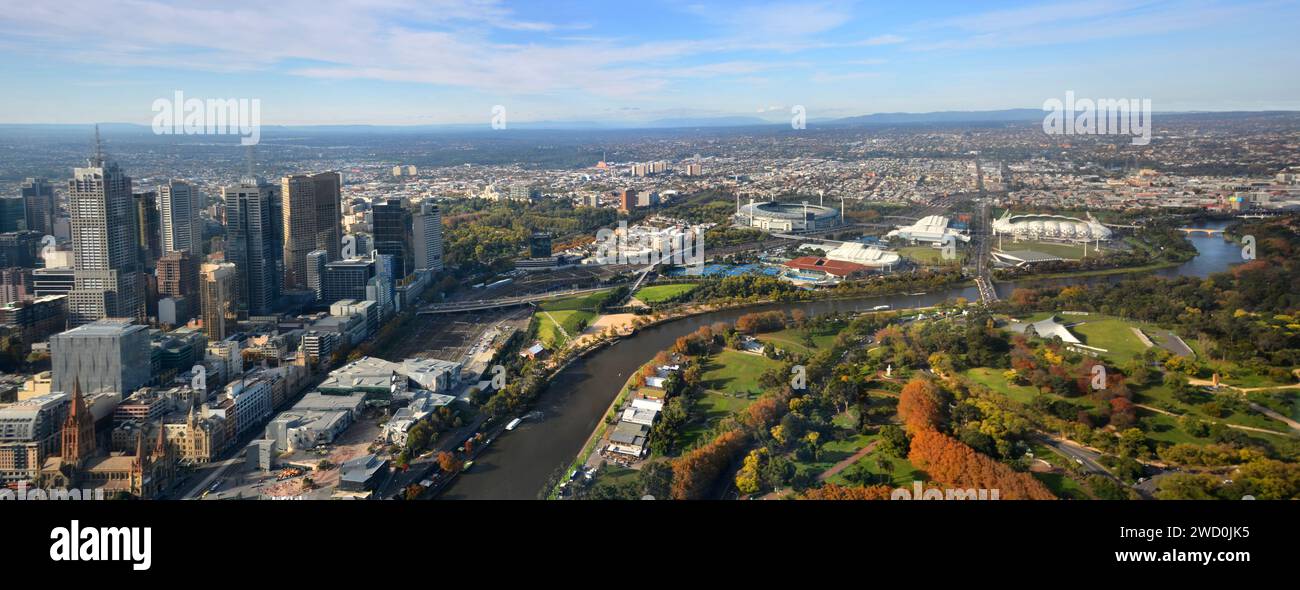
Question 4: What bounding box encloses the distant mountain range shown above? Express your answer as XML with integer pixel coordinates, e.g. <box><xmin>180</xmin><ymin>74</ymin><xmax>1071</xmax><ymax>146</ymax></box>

<box><xmin>3</xmin><ymin>109</ymin><xmax>1297</xmax><ymax>135</ymax></box>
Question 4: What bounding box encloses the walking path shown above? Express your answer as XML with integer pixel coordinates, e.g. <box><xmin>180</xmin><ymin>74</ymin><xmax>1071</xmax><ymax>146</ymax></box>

<box><xmin>819</xmin><ymin>440</ymin><xmax>880</xmax><ymax>482</ymax></box>
<box><xmin>541</xmin><ymin>309</ymin><xmax>572</xmax><ymax>344</ymax></box>
<box><xmin>1133</xmin><ymin>402</ymin><xmax>1295</xmax><ymax>436</ymax></box>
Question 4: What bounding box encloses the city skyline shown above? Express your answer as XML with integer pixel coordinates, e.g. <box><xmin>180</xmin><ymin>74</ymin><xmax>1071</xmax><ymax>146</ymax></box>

<box><xmin>1</xmin><ymin>0</ymin><xmax>1298</xmax><ymax>126</ymax></box>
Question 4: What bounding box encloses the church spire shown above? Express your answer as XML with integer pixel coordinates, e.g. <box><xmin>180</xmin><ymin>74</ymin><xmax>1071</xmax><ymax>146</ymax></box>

<box><xmin>61</xmin><ymin>380</ymin><xmax>96</xmax><ymax>464</ymax></box>
<box><xmin>153</xmin><ymin>423</ymin><xmax>167</xmax><ymax>457</ymax></box>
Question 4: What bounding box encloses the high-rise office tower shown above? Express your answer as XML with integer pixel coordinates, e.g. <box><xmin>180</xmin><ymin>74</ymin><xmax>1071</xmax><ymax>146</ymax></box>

<box><xmin>0</xmin><ymin>197</ymin><xmax>26</xmax><ymax>232</ymax></box>
<box><xmin>412</xmin><ymin>201</ymin><xmax>444</xmax><ymax>273</ymax></box>
<box><xmin>321</xmin><ymin>258</ymin><xmax>374</xmax><ymax>304</ymax></box>
<box><xmin>199</xmin><ymin>262</ymin><xmax>235</xmax><ymax>340</ymax></box>
<box><xmin>529</xmin><ymin>232</ymin><xmax>553</xmax><ymax>258</ymax></box>
<box><xmin>133</xmin><ymin>190</ymin><xmax>161</xmax><ymax>270</ymax></box>
<box><xmin>67</xmin><ymin>135</ymin><xmax>145</xmax><ymax>326</ymax></box>
<box><xmin>281</xmin><ymin>172</ymin><xmax>342</xmax><ymax>290</ymax></box>
<box><xmin>159</xmin><ymin>180</ymin><xmax>202</xmax><ymax>255</ymax></box>
<box><xmin>156</xmin><ymin>250</ymin><xmax>198</xmax><ymax>299</ymax></box>
<box><xmin>371</xmin><ymin>198</ymin><xmax>412</xmax><ymax>278</ymax></box>
<box><xmin>222</xmin><ymin>178</ymin><xmax>281</xmax><ymax>316</ymax></box>
<box><xmin>306</xmin><ymin>249</ymin><xmax>327</xmax><ymax>301</ymax></box>
<box><xmin>21</xmin><ymin>178</ymin><xmax>57</xmax><ymax>236</ymax></box>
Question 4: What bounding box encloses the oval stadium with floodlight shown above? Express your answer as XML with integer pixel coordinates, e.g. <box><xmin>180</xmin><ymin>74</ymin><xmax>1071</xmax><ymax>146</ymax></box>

<box><xmin>991</xmin><ymin>211</ymin><xmax>1113</xmax><ymax>243</ymax></box>
<box><xmin>734</xmin><ymin>201</ymin><xmax>842</xmax><ymax>233</ymax></box>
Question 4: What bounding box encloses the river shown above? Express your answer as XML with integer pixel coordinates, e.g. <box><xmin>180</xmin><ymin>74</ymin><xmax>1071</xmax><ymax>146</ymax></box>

<box><xmin>440</xmin><ymin>221</ymin><xmax>1240</xmax><ymax>500</ymax></box>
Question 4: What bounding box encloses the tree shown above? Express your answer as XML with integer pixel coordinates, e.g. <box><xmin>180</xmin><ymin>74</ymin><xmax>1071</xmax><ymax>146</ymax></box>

<box><xmin>437</xmin><ymin>451</ymin><xmax>463</xmax><ymax>474</ymax></box>
<box><xmin>670</xmin><ymin>430</ymin><xmax>748</xmax><ymax>500</ymax></box>
<box><xmin>898</xmin><ymin>379</ymin><xmax>946</xmax><ymax>433</ymax></box>
<box><xmin>800</xmin><ymin>483</ymin><xmax>893</xmax><ymax>500</ymax></box>
<box><xmin>735</xmin><ymin>448</ymin><xmax>768</xmax><ymax>495</ymax></box>
<box><xmin>907</xmin><ymin>429</ymin><xmax>1055</xmax><ymax>500</ymax></box>
<box><xmin>1116</xmin><ymin>428</ymin><xmax>1148</xmax><ymax>459</ymax></box>
<box><xmin>638</xmin><ymin>461</ymin><xmax>674</xmax><ymax>499</ymax></box>
<box><xmin>878</xmin><ymin>425</ymin><xmax>911</xmax><ymax>458</ymax></box>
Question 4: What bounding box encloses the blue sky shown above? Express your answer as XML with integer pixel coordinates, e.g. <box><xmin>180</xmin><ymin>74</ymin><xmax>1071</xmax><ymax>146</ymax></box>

<box><xmin>0</xmin><ymin>0</ymin><xmax>1297</xmax><ymax>125</ymax></box>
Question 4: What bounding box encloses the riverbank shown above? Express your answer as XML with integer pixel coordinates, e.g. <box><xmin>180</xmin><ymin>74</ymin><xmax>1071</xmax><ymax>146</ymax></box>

<box><xmin>995</xmin><ymin>260</ymin><xmax>1185</xmax><ymax>283</ymax></box>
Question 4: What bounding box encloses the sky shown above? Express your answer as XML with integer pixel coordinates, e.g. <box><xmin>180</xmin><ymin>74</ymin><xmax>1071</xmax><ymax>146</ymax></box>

<box><xmin>0</xmin><ymin>0</ymin><xmax>1297</xmax><ymax>125</ymax></box>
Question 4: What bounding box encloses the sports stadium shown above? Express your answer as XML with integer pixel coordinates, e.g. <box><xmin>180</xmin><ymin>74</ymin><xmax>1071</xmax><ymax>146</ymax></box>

<box><xmin>735</xmin><ymin>201</ymin><xmax>842</xmax><ymax>233</ymax></box>
<box><xmin>991</xmin><ymin>212</ymin><xmax>1113</xmax><ymax>243</ymax></box>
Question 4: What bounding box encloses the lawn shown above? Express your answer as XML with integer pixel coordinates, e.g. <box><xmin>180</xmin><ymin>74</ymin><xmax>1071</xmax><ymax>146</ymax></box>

<box><xmin>963</xmin><ymin>367</ymin><xmax>1043</xmax><ymax>405</ymax></box>
<box><xmin>1134</xmin><ymin>384</ymin><xmax>1293</xmax><ymax>433</ymax></box>
<box><xmin>963</xmin><ymin>367</ymin><xmax>1102</xmax><ymax>410</ymax></box>
<box><xmin>699</xmin><ymin>349</ymin><xmax>781</xmax><ymax>396</ymax></box>
<box><xmin>536</xmin><ymin>309</ymin><xmax>595</xmax><ymax>348</ymax></box>
<box><xmin>757</xmin><ymin>327</ymin><xmax>838</xmax><ymax>356</ymax></box>
<box><xmin>899</xmin><ymin>245</ymin><xmax>963</xmax><ymax>265</ymax></box>
<box><xmin>1000</xmin><ymin>240</ymin><xmax>1091</xmax><ymax>260</ymax></box>
<box><xmin>675</xmin><ymin>350</ymin><xmax>780</xmax><ymax>451</ymax></box>
<box><xmin>538</xmin><ymin>289</ymin><xmax>616</xmax><ymax>312</ymax></box>
<box><xmin>1069</xmin><ymin>318</ymin><xmax>1150</xmax><ymax>363</ymax></box>
<box><xmin>789</xmin><ymin>432</ymin><xmax>872</xmax><ymax>476</ymax></box>
<box><xmin>534</xmin><ymin>289</ymin><xmax>614</xmax><ymax>348</ymax></box>
<box><xmin>824</xmin><ymin>446</ymin><xmax>926</xmax><ymax>488</ymax></box>
<box><xmin>1138</xmin><ymin>410</ymin><xmax>1204</xmax><ymax>445</ymax></box>
<box><xmin>596</xmin><ymin>465</ymin><xmax>640</xmax><ymax>488</ymax></box>
<box><xmin>1248</xmin><ymin>389</ymin><xmax>1300</xmax><ymax>422</ymax></box>
<box><xmin>634</xmin><ymin>283</ymin><xmax>698</xmax><ymax>304</ymax></box>
<box><xmin>1032</xmin><ymin>472</ymin><xmax>1091</xmax><ymax>500</ymax></box>
<box><xmin>678</xmin><ymin>390</ymin><xmax>758</xmax><ymax>451</ymax></box>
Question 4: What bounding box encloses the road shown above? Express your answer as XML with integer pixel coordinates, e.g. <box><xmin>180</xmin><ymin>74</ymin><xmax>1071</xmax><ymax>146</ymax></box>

<box><xmin>1034</xmin><ymin>434</ymin><xmax>1113</xmax><ymax>479</ymax></box>
<box><xmin>969</xmin><ymin>198</ymin><xmax>998</xmax><ymax>303</ymax></box>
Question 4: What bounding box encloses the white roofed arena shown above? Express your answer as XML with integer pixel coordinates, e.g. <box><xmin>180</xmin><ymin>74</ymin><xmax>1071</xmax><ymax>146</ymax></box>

<box><xmin>991</xmin><ymin>212</ymin><xmax>1113</xmax><ymax>243</ymax></box>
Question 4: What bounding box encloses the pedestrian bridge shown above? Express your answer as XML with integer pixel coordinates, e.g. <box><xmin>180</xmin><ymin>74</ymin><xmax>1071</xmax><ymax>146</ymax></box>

<box><xmin>1178</xmin><ymin>227</ymin><xmax>1225</xmax><ymax>236</ymax></box>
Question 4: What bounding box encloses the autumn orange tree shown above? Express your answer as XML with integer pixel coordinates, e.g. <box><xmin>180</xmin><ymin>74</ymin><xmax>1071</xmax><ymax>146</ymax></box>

<box><xmin>801</xmin><ymin>483</ymin><xmax>893</xmax><ymax>500</ymax></box>
<box><xmin>907</xmin><ymin>429</ymin><xmax>1055</xmax><ymax>500</ymax></box>
<box><xmin>897</xmin><ymin>378</ymin><xmax>946</xmax><ymax>433</ymax></box>
<box><xmin>670</xmin><ymin>430</ymin><xmax>748</xmax><ymax>500</ymax></box>
<box><xmin>436</xmin><ymin>451</ymin><xmax>463</xmax><ymax>474</ymax></box>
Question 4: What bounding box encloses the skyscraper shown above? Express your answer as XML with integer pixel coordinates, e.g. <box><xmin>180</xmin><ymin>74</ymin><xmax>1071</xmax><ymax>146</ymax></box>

<box><xmin>0</xmin><ymin>197</ymin><xmax>27</xmax><ymax>232</ymax></box>
<box><xmin>306</xmin><ymin>249</ymin><xmax>327</xmax><ymax>301</ymax></box>
<box><xmin>159</xmin><ymin>180</ymin><xmax>201</xmax><ymax>255</ymax></box>
<box><xmin>156</xmin><ymin>250</ymin><xmax>198</xmax><ymax>300</ymax></box>
<box><xmin>133</xmin><ymin>190</ymin><xmax>161</xmax><ymax>270</ymax></box>
<box><xmin>67</xmin><ymin>135</ymin><xmax>145</xmax><ymax>326</ymax></box>
<box><xmin>529</xmin><ymin>232</ymin><xmax>553</xmax><ymax>258</ymax></box>
<box><xmin>412</xmin><ymin>201</ymin><xmax>444</xmax><ymax>273</ymax></box>
<box><xmin>200</xmin><ymin>262</ymin><xmax>235</xmax><ymax>340</ymax></box>
<box><xmin>281</xmin><ymin>172</ymin><xmax>342</xmax><ymax>290</ymax></box>
<box><xmin>371</xmin><ymin>198</ymin><xmax>412</xmax><ymax>278</ymax></box>
<box><xmin>21</xmin><ymin>178</ymin><xmax>57</xmax><ymax>236</ymax></box>
<box><xmin>222</xmin><ymin>178</ymin><xmax>281</xmax><ymax>316</ymax></box>
<box><xmin>321</xmin><ymin>258</ymin><xmax>374</xmax><ymax>304</ymax></box>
